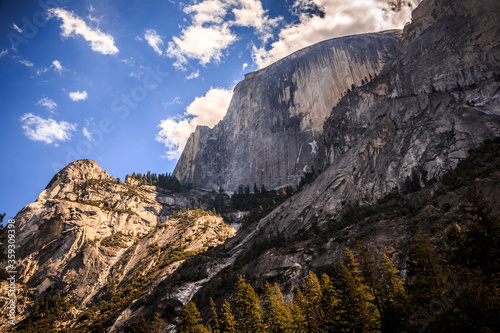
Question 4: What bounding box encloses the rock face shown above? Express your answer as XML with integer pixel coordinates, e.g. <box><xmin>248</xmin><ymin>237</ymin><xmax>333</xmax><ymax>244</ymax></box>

<box><xmin>174</xmin><ymin>32</ymin><xmax>402</xmax><ymax>192</ymax></box>
<box><xmin>1</xmin><ymin>159</ymin><xmax>235</xmax><ymax>329</ymax></box>
<box><xmin>157</xmin><ymin>0</ymin><xmax>500</xmax><ymax>323</ymax></box>
<box><xmin>2</xmin><ymin>0</ymin><xmax>500</xmax><ymax>331</ymax></box>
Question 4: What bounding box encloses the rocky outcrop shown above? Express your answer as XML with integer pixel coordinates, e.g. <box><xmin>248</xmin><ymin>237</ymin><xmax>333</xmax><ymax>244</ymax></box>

<box><xmin>0</xmin><ymin>160</ymin><xmax>235</xmax><ymax>329</ymax></box>
<box><xmin>174</xmin><ymin>31</ymin><xmax>402</xmax><ymax>192</ymax></box>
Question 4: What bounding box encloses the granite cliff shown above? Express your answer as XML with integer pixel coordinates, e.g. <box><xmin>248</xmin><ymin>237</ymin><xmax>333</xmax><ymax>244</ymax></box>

<box><xmin>1</xmin><ymin>0</ymin><xmax>500</xmax><ymax>331</ymax></box>
<box><xmin>174</xmin><ymin>31</ymin><xmax>402</xmax><ymax>191</ymax></box>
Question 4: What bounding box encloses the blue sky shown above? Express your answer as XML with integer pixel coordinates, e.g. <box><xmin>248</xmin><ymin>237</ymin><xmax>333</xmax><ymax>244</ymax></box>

<box><xmin>0</xmin><ymin>0</ymin><xmax>417</xmax><ymax>221</ymax></box>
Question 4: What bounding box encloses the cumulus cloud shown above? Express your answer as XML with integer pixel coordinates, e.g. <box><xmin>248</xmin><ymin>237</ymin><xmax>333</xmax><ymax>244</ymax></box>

<box><xmin>20</xmin><ymin>113</ymin><xmax>76</xmax><ymax>146</ymax></box>
<box><xmin>36</xmin><ymin>97</ymin><xmax>57</xmax><ymax>112</ymax></box>
<box><xmin>184</xmin><ymin>0</ymin><xmax>230</xmax><ymax>25</ymax></box>
<box><xmin>167</xmin><ymin>0</ymin><xmax>280</xmax><ymax>69</ymax></box>
<box><xmin>156</xmin><ymin>88</ymin><xmax>233</xmax><ymax>159</ymax></box>
<box><xmin>69</xmin><ymin>90</ymin><xmax>88</xmax><ymax>101</ymax></box>
<box><xmin>253</xmin><ymin>0</ymin><xmax>418</xmax><ymax>68</ymax></box>
<box><xmin>144</xmin><ymin>29</ymin><xmax>164</xmax><ymax>55</ymax></box>
<box><xmin>167</xmin><ymin>23</ymin><xmax>236</xmax><ymax>69</ymax></box>
<box><xmin>231</xmin><ymin>0</ymin><xmax>281</xmax><ymax>42</ymax></box>
<box><xmin>48</xmin><ymin>8</ymin><xmax>119</xmax><ymax>55</ymax></box>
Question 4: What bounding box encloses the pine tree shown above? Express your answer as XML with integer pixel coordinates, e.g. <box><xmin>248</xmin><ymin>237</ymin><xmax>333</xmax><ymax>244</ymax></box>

<box><xmin>356</xmin><ymin>242</ymin><xmax>382</xmax><ymax>315</ymax></box>
<box><xmin>379</xmin><ymin>254</ymin><xmax>407</xmax><ymax>333</ymax></box>
<box><xmin>220</xmin><ymin>300</ymin><xmax>237</xmax><ymax>333</ymax></box>
<box><xmin>291</xmin><ymin>289</ymin><xmax>307</xmax><ymax>333</ymax></box>
<box><xmin>235</xmin><ymin>275</ymin><xmax>263</xmax><ymax>332</ymax></box>
<box><xmin>320</xmin><ymin>273</ymin><xmax>340</xmax><ymax>332</ymax></box>
<box><xmin>408</xmin><ymin>229</ymin><xmax>446</xmax><ymax>307</ymax></box>
<box><xmin>261</xmin><ymin>282</ymin><xmax>292</xmax><ymax>333</ymax></box>
<box><xmin>331</xmin><ymin>249</ymin><xmax>380</xmax><ymax>332</ymax></box>
<box><xmin>178</xmin><ymin>301</ymin><xmax>209</xmax><ymax>333</ymax></box>
<box><xmin>296</xmin><ymin>271</ymin><xmax>323</xmax><ymax>333</ymax></box>
<box><xmin>208</xmin><ymin>298</ymin><xmax>220</xmax><ymax>333</ymax></box>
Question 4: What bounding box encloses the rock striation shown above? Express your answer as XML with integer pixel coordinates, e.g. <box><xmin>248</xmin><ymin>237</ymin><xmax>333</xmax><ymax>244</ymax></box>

<box><xmin>174</xmin><ymin>31</ymin><xmax>402</xmax><ymax>192</ymax></box>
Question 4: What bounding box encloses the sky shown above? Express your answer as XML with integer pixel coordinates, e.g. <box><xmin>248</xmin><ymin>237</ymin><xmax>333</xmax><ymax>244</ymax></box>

<box><xmin>0</xmin><ymin>0</ymin><xmax>418</xmax><ymax>221</ymax></box>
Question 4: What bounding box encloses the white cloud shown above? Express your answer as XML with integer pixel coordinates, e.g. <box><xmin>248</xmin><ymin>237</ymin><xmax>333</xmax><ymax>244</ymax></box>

<box><xmin>69</xmin><ymin>90</ymin><xmax>88</xmax><ymax>101</ymax></box>
<box><xmin>184</xmin><ymin>0</ymin><xmax>230</xmax><ymax>25</ymax></box>
<box><xmin>36</xmin><ymin>97</ymin><xmax>57</xmax><ymax>112</ymax></box>
<box><xmin>167</xmin><ymin>0</ymin><xmax>280</xmax><ymax>69</ymax></box>
<box><xmin>82</xmin><ymin>127</ymin><xmax>93</xmax><ymax>141</ymax></box>
<box><xmin>231</xmin><ymin>0</ymin><xmax>281</xmax><ymax>42</ymax></box>
<box><xmin>20</xmin><ymin>113</ymin><xmax>76</xmax><ymax>146</ymax></box>
<box><xmin>52</xmin><ymin>60</ymin><xmax>64</xmax><ymax>73</ymax></box>
<box><xmin>186</xmin><ymin>69</ymin><xmax>200</xmax><ymax>80</ymax></box>
<box><xmin>12</xmin><ymin>23</ymin><xmax>22</xmax><ymax>33</ymax></box>
<box><xmin>156</xmin><ymin>88</ymin><xmax>233</xmax><ymax>159</ymax></box>
<box><xmin>253</xmin><ymin>0</ymin><xmax>418</xmax><ymax>68</ymax></box>
<box><xmin>163</xmin><ymin>96</ymin><xmax>182</xmax><ymax>109</ymax></box>
<box><xmin>19</xmin><ymin>59</ymin><xmax>34</xmax><ymax>67</ymax></box>
<box><xmin>167</xmin><ymin>23</ymin><xmax>237</xmax><ymax>69</ymax></box>
<box><xmin>144</xmin><ymin>29</ymin><xmax>164</xmax><ymax>55</ymax></box>
<box><xmin>34</xmin><ymin>60</ymin><xmax>66</xmax><ymax>76</ymax></box>
<box><xmin>0</xmin><ymin>49</ymin><xmax>9</xmax><ymax>58</ymax></box>
<box><xmin>48</xmin><ymin>8</ymin><xmax>119</xmax><ymax>55</ymax></box>
<box><xmin>241</xmin><ymin>62</ymin><xmax>248</xmax><ymax>72</ymax></box>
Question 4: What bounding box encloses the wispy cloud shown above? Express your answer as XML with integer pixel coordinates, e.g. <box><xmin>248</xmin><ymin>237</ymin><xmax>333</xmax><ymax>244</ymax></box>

<box><xmin>186</xmin><ymin>69</ymin><xmax>200</xmax><ymax>80</ymax></box>
<box><xmin>20</xmin><ymin>113</ymin><xmax>77</xmax><ymax>146</ymax></box>
<box><xmin>36</xmin><ymin>97</ymin><xmax>57</xmax><ymax>112</ymax></box>
<box><xmin>19</xmin><ymin>59</ymin><xmax>34</xmax><ymax>67</ymax></box>
<box><xmin>52</xmin><ymin>60</ymin><xmax>64</xmax><ymax>73</ymax></box>
<box><xmin>0</xmin><ymin>49</ymin><xmax>9</xmax><ymax>58</ymax></box>
<box><xmin>82</xmin><ymin>127</ymin><xmax>93</xmax><ymax>141</ymax></box>
<box><xmin>156</xmin><ymin>88</ymin><xmax>233</xmax><ymax>159</ymax></box>
<box><xmin>241</xmin><ymin>62</ymin><xmax>248</xmax><ymax>72</ymax></box>
<box><xmin>163</xmin><ymin>96</ymin><xmax>182</xmax><ymax>109</ymax></box>
<box><xmin>144</xmin><ymin>29</ymin><xmax>164</xmax><ymax>56</ymax></box>
<box><xmin>12</xmin><ymin>23</ymin><xmax>22</xmax><ymax>33</ymax></box>
<box><xmin>48</xmin><ymin>8</ymin><xmax>119</xmax><ymax>55</ymax></box>
<box><xmin>69</xmin><ymin>90</ymin><xmax>88</xmax><ymax>101</ymax></box>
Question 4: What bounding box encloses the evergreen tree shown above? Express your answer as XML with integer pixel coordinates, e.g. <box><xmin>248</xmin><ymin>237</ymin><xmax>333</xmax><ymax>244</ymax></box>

<box><xmin>235</xmin><ymin>275</ymin><xmax>263</xmax><ymax>332</ymax></box>
<box><xmin>379</xmin><ymin>254</ymin><xmax>407</xmax><ymax>333</ymax></box>
<box><xmin>220</xmin><ymin>300</ymin><xmax>237</xmax><ymax>333</ymax></box>
<box><xmin>296</xmin><ymin>271</ymin><xmax>323</xmax><ymax>333</ymax></box>
<box><xmin>261</xmin><ymin>282</ymin><xmax>292</xmax><ymax>333</ymax></box>
<box><xmin>331</xmin><ymin>249</ymin><xmax>380</xmax><ymax>332</ymax></box>
<box><xmin>291</xmin><ymin>289</ymin><xmax>307</xmax><ymax>333</ymax></box>
<box><xmin>178</xmin><ymin>301</ymin><xmax>209</xmax><ymax>333</ymax></box>
<box><xmin>407</xmin><ymin>229</ymin><xmax>446</xmax><ymax>307</ymax></box>
<box><xmin>320</xmin><ymin>273</ymin><xmax>340</xmax><ymax>332</ymax></box>
<box><xmin>448</xmin><ymin>189</ymin><xmax>500</xmax><ymax>275</ymax></box>
<box><xmin>356</xmin><ymin>242</ymin><xmax>383</xmax><ymax>315</ymax></box>
<box><xmin>208</xmin><ymin>298</ymin><xmax>220</xmax><ymax>333</ymax></box>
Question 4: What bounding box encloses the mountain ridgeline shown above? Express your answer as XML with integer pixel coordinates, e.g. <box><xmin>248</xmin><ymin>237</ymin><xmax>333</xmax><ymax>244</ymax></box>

<box><xmin>1</xmin><ymin>0</ymin><xmax>500</xmax><ymax>332</ymax></box>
